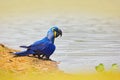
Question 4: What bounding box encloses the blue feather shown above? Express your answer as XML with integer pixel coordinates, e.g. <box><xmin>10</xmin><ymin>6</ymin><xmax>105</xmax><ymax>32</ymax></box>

<box><xmin>15</xmin><ymin>27</ymin><xmax>57</xmax><ymax>59</ymax></box>
<box><xmin>20</xmin><ymin>46</ymin><xmax>29</xmax><ymax>48</ymax></box>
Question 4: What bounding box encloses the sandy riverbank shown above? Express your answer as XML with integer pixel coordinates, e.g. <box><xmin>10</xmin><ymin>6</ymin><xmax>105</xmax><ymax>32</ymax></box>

<box><xmin>0</xmin><ymin>44</ymin><xmax>120</xmax><ymax>80</ymax></box>
<box><xmin>0</xmin><ymin>44</ymin><xmax>60</xmax><ymax>73</ymax></box>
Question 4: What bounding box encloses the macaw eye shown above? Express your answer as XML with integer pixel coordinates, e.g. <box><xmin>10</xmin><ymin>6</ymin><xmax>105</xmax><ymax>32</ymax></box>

<box><xmin>52</xmin><ymin>27</ymin><xmax>56</xmax><ymax>31</ymax></box>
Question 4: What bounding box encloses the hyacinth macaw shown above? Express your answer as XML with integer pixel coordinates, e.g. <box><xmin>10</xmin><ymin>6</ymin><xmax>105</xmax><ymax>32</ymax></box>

<box><xmin>14</xmin><ymin>26</ymin><xmax>62</xmax><ymax>60</ymax></box>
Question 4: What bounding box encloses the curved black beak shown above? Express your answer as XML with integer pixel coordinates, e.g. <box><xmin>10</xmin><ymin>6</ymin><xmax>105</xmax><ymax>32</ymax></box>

<box><xmin>55</xmin><ymin>29</ymin><xmax>62</xmax><ymax>38</ymax></box>
<box><xmin>58</xmin><ymin>29</ymin><xmax>62</xmax><ymax>37</ymax></box>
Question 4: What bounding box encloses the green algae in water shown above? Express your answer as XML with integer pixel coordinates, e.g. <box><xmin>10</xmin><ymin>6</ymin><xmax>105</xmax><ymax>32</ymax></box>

<box><xmin>95</xmin><ymin>63</ymin><xmax>105</xmax><ymax>72</ymax></box>
<box><xmin>111</xmin><ymin>63</ymin><xmax>118</xmax><ymax>71</ymax></box>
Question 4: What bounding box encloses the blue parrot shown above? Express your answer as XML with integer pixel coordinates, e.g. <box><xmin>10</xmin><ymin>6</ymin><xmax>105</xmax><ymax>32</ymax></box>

<box><xmin>14</xmin><ymin>26</ymin><xmax>62</xmax><ymax>60</ymax></box>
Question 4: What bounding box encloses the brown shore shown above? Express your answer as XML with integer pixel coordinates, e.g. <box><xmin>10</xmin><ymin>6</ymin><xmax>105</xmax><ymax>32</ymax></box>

<box><xmin>0</xmin><ymin>44</ymin><xmax>120</xmax><ymax>80</ymax></box>
<box><xmin>0</xmin><ymin>44</ymin><xmax>60</xmax><ymax>73</ymax></box>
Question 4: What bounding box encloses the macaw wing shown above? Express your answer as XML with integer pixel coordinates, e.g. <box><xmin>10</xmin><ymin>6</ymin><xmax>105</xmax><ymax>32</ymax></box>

<box><xmin>42</xmin><ymin>43</ymin><xmax>56</xmax><ymax>57</ymax></box>
<box><xmin>29</xmin><ymin>40</ymin><xmax>50</xmax><ymax>52</ymax></box>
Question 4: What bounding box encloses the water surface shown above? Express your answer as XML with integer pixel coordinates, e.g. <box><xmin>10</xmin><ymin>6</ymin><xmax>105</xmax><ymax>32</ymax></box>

<box><xmin>0</xmin><ymin>14</ymin><xmax>120</xmax><ymax>73</ymax></box>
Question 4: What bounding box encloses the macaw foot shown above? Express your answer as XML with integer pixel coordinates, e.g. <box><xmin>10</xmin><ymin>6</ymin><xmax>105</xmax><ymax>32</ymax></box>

<box><xmin>31</xmin><ymin>53</ymin><xmax>51</xmax><ymax>61</ymax></box>
<box><xmin>42</xmin><ymin>58</ymin><xmax>56</xmax><ymax>62</ymax></box>
<box><xmin>37</xmin><ymin>54</ymin><xmax>50</xmax><ymax>60</ymax></box>
<box><xmin>32</xmin><ymin>53</ymin><xmax>44</xmax><ymax>59</ymax></box>
<box><xmin>32</xmin><ymin>54</ymin><xmax>39</xmax><ymax>58</ymax></box>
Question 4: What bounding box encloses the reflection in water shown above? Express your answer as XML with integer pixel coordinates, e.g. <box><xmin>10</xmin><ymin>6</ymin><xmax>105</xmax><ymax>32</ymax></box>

<box><xmin>0</xmin><ymin>15</ymin><xmax>120</xmax><ymax>73</ymax></box>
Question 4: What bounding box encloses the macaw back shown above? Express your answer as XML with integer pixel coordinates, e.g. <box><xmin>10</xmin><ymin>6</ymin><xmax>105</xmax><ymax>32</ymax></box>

<box><xmin>30</xmin><ymin>37</ymin><xmax>56</xmax><ymax>57</ymax></box>
<box><xmin>15</xmin><ymin>37</ymin><xmax>56</xmax><ymax>58</ymax></box>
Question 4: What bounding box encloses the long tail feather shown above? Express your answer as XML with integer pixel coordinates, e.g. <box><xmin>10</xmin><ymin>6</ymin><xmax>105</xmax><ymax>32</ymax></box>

<box><xmin>15</xmin><ymin>51</ymin><xmax>28</xmax><ymax>56</ymax></box>
<box><xmin>20</xmin><ymin>46</ymin><xmax>29</xmax><ymax>48</ymax></box>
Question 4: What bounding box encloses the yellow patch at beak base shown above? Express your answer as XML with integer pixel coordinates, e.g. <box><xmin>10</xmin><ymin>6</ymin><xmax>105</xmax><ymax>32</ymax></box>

<box><xmin>54</xmin><ymin>31</ymin><xmax>56</xmax><ymax>37</ymax></box>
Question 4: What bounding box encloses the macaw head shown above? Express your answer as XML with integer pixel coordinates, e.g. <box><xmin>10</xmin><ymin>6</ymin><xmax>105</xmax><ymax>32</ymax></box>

<box><xmin>51</xmin><ymin>26</ymin><xmax>62</xmax><ymax>38</ymax></box>
<box><xmin>47</xmin><ymin>26</ymin><xmax>62</xmax><ymax>42</ymax></box>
